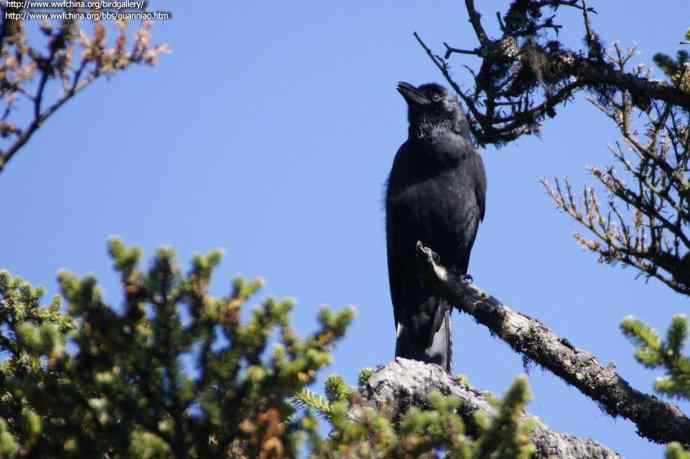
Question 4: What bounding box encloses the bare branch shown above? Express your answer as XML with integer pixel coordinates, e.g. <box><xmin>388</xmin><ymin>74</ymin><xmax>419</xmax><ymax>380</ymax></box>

<box><xmin>416</xmin><ymin>241</ymin><xmax>690</xmax><ymax>446</ymax></box>
<box><xmin>464</xmin><ymin>0</ymin><xmax>490</xmax><ymax>47</ymax></box>
<box><xmin>0</xmin><ymin>11</ymin><xmax>170</xmax><ymax>174</ymax></box>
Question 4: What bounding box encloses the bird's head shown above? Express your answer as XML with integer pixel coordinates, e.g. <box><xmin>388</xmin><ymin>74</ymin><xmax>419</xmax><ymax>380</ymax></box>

<box><xmin>397</xmin><ymin>81</ymin><xmax>470</xmax><ymax>140</ymax></box>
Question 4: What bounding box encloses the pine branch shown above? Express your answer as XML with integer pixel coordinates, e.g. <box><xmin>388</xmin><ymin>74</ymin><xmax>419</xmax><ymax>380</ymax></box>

<box><xmin>622</xmin><ymin>315</ymin><xmax>690</xmax><ymax>399</ymax></box>
<box><xmin>292</xmin><ymin>388</ymin><xmax>333</xmax><ymax>418</ymax></box>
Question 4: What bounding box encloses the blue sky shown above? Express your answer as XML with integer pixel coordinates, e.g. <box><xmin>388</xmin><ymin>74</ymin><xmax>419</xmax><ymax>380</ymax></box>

<box><xmin>1</xmin><ymin>2</ymin><xmax>688</xmax><ymax>457</ymax></box>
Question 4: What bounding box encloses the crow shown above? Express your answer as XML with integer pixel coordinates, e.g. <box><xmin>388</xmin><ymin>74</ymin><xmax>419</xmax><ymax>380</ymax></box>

<box><xmin>386</xmin><ymin>81</ymin><xmax>486</xmax><ymax>372</ymax></box>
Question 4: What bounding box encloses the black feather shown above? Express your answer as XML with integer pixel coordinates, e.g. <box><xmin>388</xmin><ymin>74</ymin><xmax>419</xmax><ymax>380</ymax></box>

<box><xmin>386</xmin><ymin>82</ymin><xmax>487</xmax><ymax>373</ymax></box>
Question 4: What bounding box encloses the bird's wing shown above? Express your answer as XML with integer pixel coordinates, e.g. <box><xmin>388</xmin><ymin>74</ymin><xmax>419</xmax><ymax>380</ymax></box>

<box><xmin>386</xmin><ymin>142</ymin><xmax>414</xmax><ymax>332</ymax></box>
<box><xmin>471</xmin><ymin>151</ymin><xmax>487</xmax><ymax>222</ymax></box>
<box><xmin>386</xmin><ymin>207</ymin><xmax>403</xmax><ymax>332</ymax></box>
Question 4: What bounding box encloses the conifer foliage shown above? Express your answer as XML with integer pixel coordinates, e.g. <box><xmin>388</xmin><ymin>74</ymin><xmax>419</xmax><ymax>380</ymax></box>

<box><xmin>0</xmin><ymin>240</ymin><xmax>535</xmax><ymax>458</ymax></box>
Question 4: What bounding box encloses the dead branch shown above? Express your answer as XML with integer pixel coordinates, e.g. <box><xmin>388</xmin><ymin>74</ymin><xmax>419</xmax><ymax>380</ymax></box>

<box><xmin>415</xmin><ymin>241</ymin><xmax>690</xmax><ymax>447</ymax></box>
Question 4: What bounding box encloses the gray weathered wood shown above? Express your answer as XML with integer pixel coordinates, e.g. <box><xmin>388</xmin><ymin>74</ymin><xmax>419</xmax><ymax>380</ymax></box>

<box><xmin>360</xmin><ymin>358</ymin><xmax>620</xmax><ymax>459</ymax></box>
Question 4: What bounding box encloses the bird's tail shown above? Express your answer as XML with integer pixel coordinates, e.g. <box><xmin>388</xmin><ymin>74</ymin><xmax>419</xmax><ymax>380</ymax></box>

<box><xmin>428</xmin><ymin>301</ymin><xmax>452</xmax><ymax>372</ymax></box>
<box><xmin>395</xmin><ymin>298</ymin><xmax>453</xmax><ymax>372</ymax></box>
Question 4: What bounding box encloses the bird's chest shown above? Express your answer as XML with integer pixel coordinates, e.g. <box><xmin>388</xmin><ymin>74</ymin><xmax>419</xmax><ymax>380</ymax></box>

<box><xmin>388</xmin><ymin>171</ymin><xmax>466</xmax><ymax>234</ymax></box>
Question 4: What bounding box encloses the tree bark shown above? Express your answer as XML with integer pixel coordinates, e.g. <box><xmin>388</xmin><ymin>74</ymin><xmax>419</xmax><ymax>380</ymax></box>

<box><xmin>415</xmin><ymin>241</ymin><xmax>690</xmax><ymax>447</ymax></box>
<box><xmin>360</xmin><ymin>358</ymin><xmax>620</xmax><ymax>459</ymax></box>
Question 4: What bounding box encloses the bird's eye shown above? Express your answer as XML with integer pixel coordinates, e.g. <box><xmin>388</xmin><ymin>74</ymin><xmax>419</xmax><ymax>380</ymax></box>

<box><xmin>431</xmin><ymin>93</ymin><xmax>442</xmax><ymax>102</ymax></box>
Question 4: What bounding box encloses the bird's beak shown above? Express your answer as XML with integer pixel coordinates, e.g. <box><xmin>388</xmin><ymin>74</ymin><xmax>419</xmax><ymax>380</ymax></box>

<box><xmin>397</xmin><ymin>81</ymin><xmax>429</xmax><ymax>107</ymax></box>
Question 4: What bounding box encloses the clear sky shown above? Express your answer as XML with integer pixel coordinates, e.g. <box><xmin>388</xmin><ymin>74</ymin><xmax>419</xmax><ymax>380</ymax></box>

<box><xmin>1</xmin><ymin>2</ymin><xmax>688</xmax><ymax>457</ymax></box>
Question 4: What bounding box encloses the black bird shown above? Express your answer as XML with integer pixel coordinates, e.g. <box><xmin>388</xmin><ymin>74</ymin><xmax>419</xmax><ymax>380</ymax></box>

<box><xmin>386</xmin><ymin>81</ymin><xmax>486</xmax><ymax>372</ymax></box>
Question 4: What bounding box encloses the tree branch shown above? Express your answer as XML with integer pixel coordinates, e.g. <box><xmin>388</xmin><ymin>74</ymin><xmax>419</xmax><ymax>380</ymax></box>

<box><xmin>417</xmin><ymin>1</ymin><xmax>690</xmax><ymax>146</ymax></box>
<box><xmin>415</xmin><ymin>241</ymin><xmax>690</xmax><ymax>447</ymax></box>
<box><xmin>0</xmin><ymin>15</ymin><xmax>170</xmax><ymax>175</ymax></box>
<box><xmin>464</xmin><ymin>0</ymin><xmax>490</xmax><ymax>47</ymax></box>
<box><xmin>0</xmin><ymin>66</ymin><xmax>94</xmax><ymax>174</ymax></box>
<box><xmin>360</xmin><ymin>358</ymin><xmax>620</xmax><ymax>459</ymax></box>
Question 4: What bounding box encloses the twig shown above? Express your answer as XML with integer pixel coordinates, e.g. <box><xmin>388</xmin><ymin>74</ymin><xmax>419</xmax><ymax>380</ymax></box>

<box><xmin>443</xmin><ymin>42</ymin><xmax>479</xmax><ymax>59</ymax></box>
<box><xmin>0</xmin><ymin>66</ymin><xmax>95</xmax><ymax>173</ymax></box>
<box><xmin>464</xmin><ymin>0</ymin><xmax>490</xmax><ymax>47</ymax></box>
<box><xmin>495</xmin><ymin>11</ymin><xmax>506</xmax><ymax>33</ymax></box>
